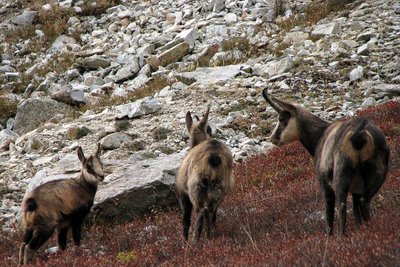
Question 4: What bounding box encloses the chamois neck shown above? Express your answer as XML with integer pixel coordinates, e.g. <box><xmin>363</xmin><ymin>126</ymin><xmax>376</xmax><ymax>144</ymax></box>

<box><xmin>297</xmin><ymin>111</ymin><xmax>330</xmax><ymax>156</ymax></box>
<box><xmin>189</xmin><ymin>136</ymin><xmax>210</xmax><ymax>149</ymax></box>
<box><xmin>77</xmin><ymin>172</ymin><xmax>98</xmax><ymax>194</ymax></box>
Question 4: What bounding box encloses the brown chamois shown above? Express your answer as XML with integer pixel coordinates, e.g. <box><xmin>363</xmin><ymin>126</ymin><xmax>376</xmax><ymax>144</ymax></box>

<box><xmin>262</xmin><ymin>89</ymin><xmax>390</xmax><ymax>235</ymax></box>
<box><xmin>18</xmin><ymin>144</ymin><xmax>104</xmax><ymax>266</ymax></box>
<box><xmin>176</xmin><ymin>106</ymin><xmax>234</xmax><ymax>241</ymax></box>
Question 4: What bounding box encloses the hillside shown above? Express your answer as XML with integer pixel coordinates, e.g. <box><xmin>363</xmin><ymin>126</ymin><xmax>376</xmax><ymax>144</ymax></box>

<box><xmin>1</xmin><ymin>98</ymin><xmax>399</xmax><ymax>266</ymax></box>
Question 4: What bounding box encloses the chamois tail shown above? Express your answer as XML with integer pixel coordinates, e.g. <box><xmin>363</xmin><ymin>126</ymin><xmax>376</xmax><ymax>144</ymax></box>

<box><xmin>350</xmin><ymin>119</ymin><xmax>368</xmax><ymax>150</ymax></box>
<box><xmin>25</xmin><ymin>198</ymin><xmax>37</xmax><ymax>212</ymax></box>
<box><xmin>208</xmin><ymin>154</ymin><xmax>222</xmax><ymax>168</ymax></box>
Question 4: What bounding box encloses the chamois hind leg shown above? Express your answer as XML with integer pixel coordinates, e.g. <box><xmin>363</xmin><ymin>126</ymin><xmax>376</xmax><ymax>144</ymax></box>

<box><xmin>19</xmin><ymin>229</ymin><xmax>33</xmax><ymax>266</ymax></box>
<box><xmin>352</xmin><ymin>193</ymin><xmax>362</xmax><ymax>228</ymax></box>
<box><xmin>180</xmin><ymin>193</ymin><xmax>192</xmax><ymax>241</ymax></box>
<box><xmin>193</xmin><ymin>208</ymin><xmax>205</xmax><ymax>241</ymax></box>
<box><xmin>335</xmin><ymin>163</ymin><xmax>355</xmax><ymax>236</ymax></box>
<box><xmin>206</xmin><ymin>201</ymin><xmax>218</xmax><ymax>238</ymax></box>
<box><xmin>57</xmin><ymin>227</ymin><xmax>69</xmax><ymax>250</ymax></box>
<box><xmin>359</xmin><ymin>197</ymin><xmax>370</xmax><ymax>222</ymax></box>
<box><xmin>24</xmin><ymin>228</ymin><xmax>53</xmax><ymax>264</ymax></box>
<box><xmin>319</xmin><ymin>178</ymin><xmax>335</xmax><ymax>235</ymax></box>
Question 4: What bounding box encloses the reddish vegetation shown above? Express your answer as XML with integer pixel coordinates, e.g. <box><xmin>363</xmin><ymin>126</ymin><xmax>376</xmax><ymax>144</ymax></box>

<box><xmin>1</xmin><ymin>100</ymin><xmax>399</xmax><ymax>266</ymax></box>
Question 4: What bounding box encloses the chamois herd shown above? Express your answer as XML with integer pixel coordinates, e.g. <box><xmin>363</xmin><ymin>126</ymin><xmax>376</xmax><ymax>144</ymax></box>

<box><xmin>17</xmin><ymin>89</ymin><xmax>390</xmax><ymax>265</ymax></box>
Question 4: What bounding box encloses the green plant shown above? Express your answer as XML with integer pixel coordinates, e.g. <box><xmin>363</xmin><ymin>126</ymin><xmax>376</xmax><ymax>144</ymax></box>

<box><xmin>116</xmin><ymin>250</ymin><xmax>137</xmax><ymax>263</ymax></box>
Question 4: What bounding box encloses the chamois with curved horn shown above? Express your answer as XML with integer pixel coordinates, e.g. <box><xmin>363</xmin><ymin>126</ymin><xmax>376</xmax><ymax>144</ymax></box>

<box><xmin>18</xmin><ymin>144</ymin><xmax>104</xmax><ymax>266</ymax></box>
<box><xmin>176</xmin><ymin>105</ymin><xmax>234</xmax><ymax>241</ymax></box>
<box><xmin>262</xmin><ymin>89</ymin><xmax>390</xmax><ymax>235</ymax></box>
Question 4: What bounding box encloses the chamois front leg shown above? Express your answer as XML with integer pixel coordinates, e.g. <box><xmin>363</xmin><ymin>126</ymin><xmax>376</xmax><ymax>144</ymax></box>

<box><xmin>57</xmin><ymin>227</ymin><xmax>69</xmax><ymax>250</ymax></box>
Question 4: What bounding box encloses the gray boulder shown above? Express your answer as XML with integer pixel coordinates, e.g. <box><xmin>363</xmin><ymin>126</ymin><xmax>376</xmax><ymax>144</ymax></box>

<box><xmin>91</xmin><ymin>152</ymin><xmax>185</xmax><ymax>220</ymax></box>
<box><xmin>81</xmin><ymin>56</ymin><xmax>111</xmax><ymax>70</ymax></box>
<box><xmin>14</xmin><ymin>98</ymin><xmax>75</xmax><ymax>135</ymax></box>
<box><xmin>311</xmin><ymin>22</ymin><xmax>342</xmax><ymax>37</ymax></box>
<box><xmin>175</xmin><ymin>65</ymin><xmax>245</xmax><ymax>85</ymax></box>
<box><xmin>264</xmin><ymin>57</ymin><xmax>294</xmax><ymax>77</ymax></box>
<box><xmin>115</xmin><ymin>97</ymin><xmax>162</xmax><ymax>119</ymax></box>
<box><xmin>100</xmin><ymin>132</ymin><xmax>132</xmax><ymax>150</ymax></box>
<box><xmin>11</xmin><ymin>10</ymin><xmax>37</xmax><ymax>26</ymax></box>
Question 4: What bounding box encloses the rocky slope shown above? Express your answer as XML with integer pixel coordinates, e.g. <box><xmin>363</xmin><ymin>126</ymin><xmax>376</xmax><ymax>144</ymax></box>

<box><xmin>0</xmin><ymin>0</ymin><xmax>399</xmax><ymax>232</ymax></box>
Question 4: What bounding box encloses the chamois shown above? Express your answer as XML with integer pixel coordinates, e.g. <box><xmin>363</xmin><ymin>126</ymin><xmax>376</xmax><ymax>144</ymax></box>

<box><xmin>262</xmin><ymin>89</ymin><xmax>390</xmax><ymax>235</ymax></box>
<box><xmin>176</xmin><ymin>106</ymin><xmax>234</xmax><ymax>241</ymax></box>
<box><xmin>18</xmin><ymin>144</ymin><xmax>104</xmax><ymax>266</ymax></box>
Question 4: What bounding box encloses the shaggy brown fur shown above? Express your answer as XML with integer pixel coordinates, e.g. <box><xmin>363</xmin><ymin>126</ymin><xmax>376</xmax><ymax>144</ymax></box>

<box><xmin>263</xmin><ymin>89</ymin><xmax>390</xmax><ymax>235</ymax></box>
<box><xmin>176</xmin><ymin>106</ymin><xmax>234</xmax><ymax>241</ymax></box>
<box><xmin>18</xmin><ymin>144</ymin><xmax>104</xmax><ymax>266</ymax></box>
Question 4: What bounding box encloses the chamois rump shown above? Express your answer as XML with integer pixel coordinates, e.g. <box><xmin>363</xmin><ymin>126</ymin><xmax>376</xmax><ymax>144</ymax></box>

<box><xmin>18</xmin><ymin>144</ymin><xmax>104</xmax><ymax>266</ymax></box>
<box><xmin>262</xmin><ymin>89</ymin><xmax>389</xmax><ymax>235</ymax></box>
<box><xmin>176</xmin><ymin>106</ymin><xmax>234</xmax><ymax>241</ymax></box>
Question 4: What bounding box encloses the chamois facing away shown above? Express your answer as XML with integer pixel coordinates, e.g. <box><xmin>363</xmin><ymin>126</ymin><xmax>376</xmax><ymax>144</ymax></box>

<box><xmin>18</xmin><ymin>144</ymin><xmax>104</xmax><ymax>266</ymax></box>
<box><xmin>176</xmin><ymin>106</ymin><xmax>234</xmax><ymax>241</ymax></box>
<box><xmin>262</xmin><ymin>89</ymin><xmax>390</xmax><ymax>235</ymax></box>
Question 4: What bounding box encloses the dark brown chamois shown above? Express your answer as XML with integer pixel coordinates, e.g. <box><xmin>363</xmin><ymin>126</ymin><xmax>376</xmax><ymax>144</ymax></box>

<box><xmin>262</xmin><ymin>89</ymin><xmax>390</xmax><ymax>235</ymax></box>
<box><xmin>18</xmin><ymin>144</ymin><xmax>104</xmax><ymax>266</ymax></box>
<box><xmin>176</xmin><ymin>106</ymin><xmax>234</xmax><ymax>241</ymax></box>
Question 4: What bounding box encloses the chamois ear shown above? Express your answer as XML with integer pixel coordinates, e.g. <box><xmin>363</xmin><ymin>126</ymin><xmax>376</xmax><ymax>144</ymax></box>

<box><xmin>271</xmin><ymin>97</ymin><xmax>297</xmax><ymax>115</ymax></box>
<box><xmin>95</xmin><ymin>143</ymin><xmax>102</xmax><ymax>157</ymax></box>
<box><xmin>199</xmin><ymin>105</ymin><xmax>210</xmax><ymax>130</ymax></box>
<box><xmin>186</xmin><ymin>111</ymin><xmax>193</xmax><ymax>131</ymax></box>
<box><xmin>262</xmin><ymin>89</ymin><xmax>296</xmax><ymax>115</ymax></box>
<box><xmin>77</xmin><ymin>146</ymin><xmax>86</xmax><ymax>164</ymax></box>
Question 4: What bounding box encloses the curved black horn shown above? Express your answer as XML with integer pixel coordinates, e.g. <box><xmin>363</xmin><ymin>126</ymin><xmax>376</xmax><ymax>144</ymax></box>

<box><xmin>262</xmin><ymin>88</ymin><xmax>281</xmax><ymax>112</ymax></box>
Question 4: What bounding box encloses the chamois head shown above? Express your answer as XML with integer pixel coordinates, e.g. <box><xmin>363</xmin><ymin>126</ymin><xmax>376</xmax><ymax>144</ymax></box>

<box><xmin>185</xmin><ymin>105</ymin><xmax>212</xmax><ymax>148</ymax></box>
<box><xmin>262</xmin><ymin>89</ymin><xmax>300</xmax><ymax>146</ymax></box>
<box><xmin>77</xmin><ymin>143</ymin><xmax>104</xmax><ymax>184</ymax></box>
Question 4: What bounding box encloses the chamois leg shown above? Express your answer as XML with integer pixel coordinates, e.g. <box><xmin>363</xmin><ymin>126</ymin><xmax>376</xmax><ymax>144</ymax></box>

<box><xmin>72</xmin><ymin>219</ymin><xmax>85</xmax><ymax>246</ymax></box>
<box><xmin>359</xmin><ymin>197</ymin><xmax>370</xmax><ymax>222</ymax></box>
<box><xmin>24</xmin><ymin>228</ymin><xmax>53</xmax><ymax>264</ymax></box>
<box><xmin>193</xmin><ymin>209</ymin><xmax>205</xmax><ymax>241</ymax></box>
<box><xmin>18</xmin><ymin>243</ymin><xmax>26</xmax><ymax>267</ymax></box>
<box><xmin>211</xmin><ymin>209</ymin><xmax>217</xmax><ymax>226</ymax></box>
<box><xmin>180</xmin><ymin>194</ymin><xmax>192</xmax><ymax>241</ymax></box>
<box><xmin>204</xmin><ymin>208</ymin><xmax>211</xmax><ymax>239</ymax></box>
<box><xmin>335</xmin><ymin>165</ymin><xmax>354</xmax><ymax>236</ymax></box>
<box><xmin>57</xmin><ymin>227</ymin><xmax>69</xmax><ymax>250</ymax></box>
<box><xmin>206</xmin><ymin>202</ymin><xmax>218</xmax><ymax>238</ymax></box>
<box><xmin>19</xmin><ymin>229</ymin><xmax>33</xmax><ymax>266</ymax></box>
<box><xmin>352</xmin><ymin>193</ymin><xmax>362</xmax><ymax>228</ymax></box>
<box><xmin>320</xmin><ymin>179</ymin><xmax>335</xmax><ymax>235</ymax></box>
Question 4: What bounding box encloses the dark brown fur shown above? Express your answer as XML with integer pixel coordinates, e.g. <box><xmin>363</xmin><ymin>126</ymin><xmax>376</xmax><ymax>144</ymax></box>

<box><xmin>176</xmin><ymin>106</ymin><xmax>234</xmax><ymax>241</ymax></box>
<box><xmin>262</xmin><ymin>89</ymin><xmax>390</xmax><ymax>235</ymax></box>
<box><xmin>18</xmin><ymin>144</ymin><xmax>104</xmax><ymax>266</ymax></box>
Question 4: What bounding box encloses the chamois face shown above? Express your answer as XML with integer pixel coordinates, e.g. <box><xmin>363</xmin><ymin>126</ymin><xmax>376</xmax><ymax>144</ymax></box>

<box><xmin>77</xmin><ymin>144</ymin><xmax>104</xmax><ymax>184</ymax></box>
<box><xmin>186</xmin><ymin>106</ymin><xmax>212</xmax><ymax>148</ymax></box>
<box><xmin>262</xmin><ymin>89</ymin><xmax>300</xmax><ymax>146</ymax></box>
